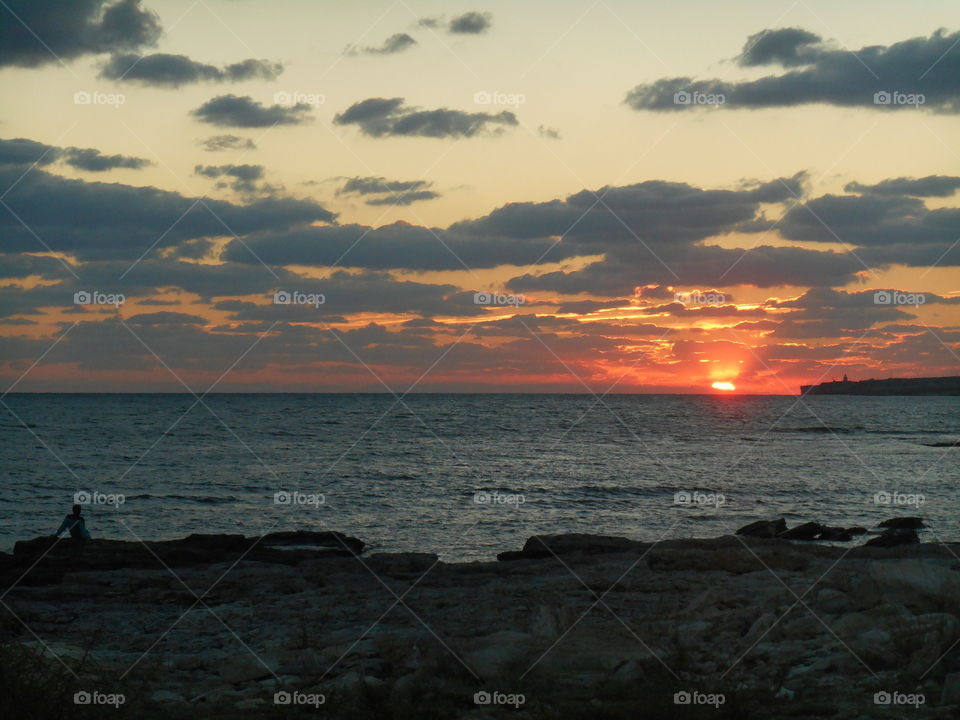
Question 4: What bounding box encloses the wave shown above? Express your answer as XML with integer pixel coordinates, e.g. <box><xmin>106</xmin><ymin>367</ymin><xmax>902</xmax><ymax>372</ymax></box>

<box><xmin>126</xmin><ymin>493</ymin><xmax>236</xmax><ymax>503</ymax></box>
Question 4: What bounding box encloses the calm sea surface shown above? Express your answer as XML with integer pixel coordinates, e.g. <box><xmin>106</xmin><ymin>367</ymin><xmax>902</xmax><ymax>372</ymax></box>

<box><xmin>2</xmin><ymin>394</ymin><xmax>958</xmax><ymax>560</ymax></box>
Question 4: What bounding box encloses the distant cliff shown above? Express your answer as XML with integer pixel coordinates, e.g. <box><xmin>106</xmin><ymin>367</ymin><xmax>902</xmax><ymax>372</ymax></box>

<box><xmin>801</xmin><ymin>375</ymin><xmax>960</xmax><ymax>396</ymax></box>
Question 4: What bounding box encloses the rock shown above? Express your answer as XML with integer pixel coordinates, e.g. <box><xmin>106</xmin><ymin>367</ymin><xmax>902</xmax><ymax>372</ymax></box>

<box><xmin>818</xmin><ymin>526</ymin><xmax>853</xmax><ymax>541</ymax></box>
<box><xmin>878</xmin><ymin>517</ymin><xmax>925</xmax><ymax>529</ymax></box>
<box><xmin>5</xmin><ymin>531</ymin><xmax>366</xmax><ymax>585</ymax></box>
<box><xmin>779</xmin><ymin>522</ymin><xmax>823</xmax><ymax>540</ymax></box>
<box><xmin>151</xmin><ymin>690</ymin><xmax>185</xmax><ymax>703</ymax></box>
<box><xmin>516</xmin><ymin>534</ymin><xmax>639</xmax><ymax>559</ymax></box>
<box><xmin>744</xmin><ymin>612</ymin><xmax>777</xmax><ymax>644</ymax></box>
<box><xmin>219</xmin><ymin>656</ymin><xmax>275</xmax><ymax>684</ymax></box>
<box><xmin>367</xmin><ymin>553</ymin><xmax>438</xmax><ymax>574</ymax></box>
<box><xmin>846</xmin><ymin>527</ymin><xmax>868</xmax><ymax>535</ymax></box>
<box><xmin>736</xmin><ymin>519</ymin><xmax>787</xmax><ymax>538</ymax></box>
<box><xmin>463</xmin><ymin>631</ymin><xmax>534</xmax><ymax>678</ymax></box>
<box><xmin>942</xmin><ymin>672</ymin><xmax>960</xmax><ymax>705</ymax></box>
<box><xmin>864</xmin><ymin>560</ymin><xmax>960</xmax><ymax>611</ymax></box>
<box><xmin>816</xmin><ymin>588</ymin><xmax>851</xmax><ymax>614</ymax></box>
<box><xmin>866</xmin><ymin>528</ymin><xmax>920</xmax><ymax>547</ymax></box>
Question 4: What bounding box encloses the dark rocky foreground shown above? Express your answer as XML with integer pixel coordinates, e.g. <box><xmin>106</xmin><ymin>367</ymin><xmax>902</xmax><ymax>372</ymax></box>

<box><xmin>3</xmin><ymin>526</ymin><xmax>960</xmax><ymax>719</ymax></box>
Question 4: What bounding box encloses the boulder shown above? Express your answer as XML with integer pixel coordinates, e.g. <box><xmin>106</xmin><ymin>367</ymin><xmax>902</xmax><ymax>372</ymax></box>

<box><xmin>504</xmin><ymin>534</ymin><xmax>639</xmax><ymax>560</ymax></box>
<box><xmin>5</xmin><ymin>532</ymin><xmax>366</xmax><ymax>585</ymax></box>
<box><xmin>736</xmin><ymin>519</ymin><xmax>787</xmax><ymax>538</ymax></box>
<box><xmin>878</xmin><ymin>517</ymin><xmax>925</xmax><ymax>529</ymax></box>
<box><xmin>818</xmin><ymin>526</ymin><xmax>853</xmax><ymax>541</ymax></box>
<box><xmin>866</xmin><ymin>528</ymin><xmax>920</xmax><ymax>548</ymax></box>
<box><xmin>779</xmin><ymin>522</ymin><xmax>822</xmax><ymax>540</ymax></box>
<box><xmin>864</xmin><ymin>560</ymin><xmax>960</xmax><ymax>611</ymax></box>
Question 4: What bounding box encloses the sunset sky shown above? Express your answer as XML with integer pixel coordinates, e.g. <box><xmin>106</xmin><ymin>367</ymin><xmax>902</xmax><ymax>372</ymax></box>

<box><xmin>1</xmin><ymin>0</ymin><xmax>959</xmax><ymax>392</ymax></box>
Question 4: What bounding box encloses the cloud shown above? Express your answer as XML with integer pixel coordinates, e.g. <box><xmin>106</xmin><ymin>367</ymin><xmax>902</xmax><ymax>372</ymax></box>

<box><xmin>538</xmin><ymin>125</ymin><xmax>561</xmax><ymax>140</ymax></box>
<box><xmin>221</xmin><ymin>220</ymin><xmax>580</xmax><ymax>270</ymax></box>
<box><xmin>844</xmin><ymin>175</ymin><xmax>960</xmax><ymax>197</ymax></box>
<box><xmin>345</xmin><ymin>33</ymin><xmax>417</xmax><ymax>56</ymax></box>
<box><xmin>625</xmin><ymin>28</ymin><xmax>960</xmax><ymax>113</ymax></box>
<box><xmin>449</xmin><ymin>11</ymin><xmax>491</xmax><ymax>34</ymax></box>
<box><xmin>333</xmin><ymin>97</ymin><xmax>517</xmax><ymax>138</ymax></box>
<box><xmin>773</xmin><ymin>190</ymin><xmax>960</xmax><ymax>268</ymax></box>
<box><xmin>192</xmin><ymin>94</ymin><xmax>313</xmax><ymax>127</ymax></box>
<box><xmin>127</xmin><ymin>311</ymin><xmax>208</xmax><ymax>325</ymax></box>
<box><xmin>0</xmin><ymin>0</ymin><xmax>161</xmax><ymax>68</ymax></box>
<box><xmin>100</xmin><ymin>53</ymin><xmax>283</xmax><ymax>87</ymax></box>
<box><xmin>738</xmin><ymin>28</ymin><xmax>822</xmax><ymax>67</ymax></box>
<box><xmin>221</xmin><ymin>173</ymin><xmax>866</xmax><ymax>290</ymax></box>
<box><xmin>194</xmin><ymin>163</ymin><xmax>265</xmax><ymax>193</ymax></box>
<box><xmin>60</xmin><ymin>147</ymin><xmax>151</xmax><ymax>172</ymax></box>
<box><xmin>0</xmin><ymin>162</ymin><xmax>334</xmax><ymax>260</ymax></box>
<box><xmin>0</xmin><ymin>137</ymin><xmax>150</xmax><ymax>172</ymax></box>
<box><xmin>337</xmin><ymin>176</ymin><xmax>440</xmax><ymax>205</ymax></box>
<box><xmin>201</xmin><ymin>135</ymin><xmax>257</xmax><ymax>152</ymax></box>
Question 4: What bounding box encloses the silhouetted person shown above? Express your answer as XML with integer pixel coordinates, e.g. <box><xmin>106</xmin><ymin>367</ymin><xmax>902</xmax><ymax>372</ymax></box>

<box><xmin>56</xmin><ymin>504</ymin><xmax>91</xmax><ymax>540</ymax></box>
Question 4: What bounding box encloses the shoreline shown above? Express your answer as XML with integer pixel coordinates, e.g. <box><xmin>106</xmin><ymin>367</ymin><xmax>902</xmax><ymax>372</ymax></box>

<box><xmin>3</xmin><ymin>521</ymin><xmax>960</xmax><ymax>718</ymax></box>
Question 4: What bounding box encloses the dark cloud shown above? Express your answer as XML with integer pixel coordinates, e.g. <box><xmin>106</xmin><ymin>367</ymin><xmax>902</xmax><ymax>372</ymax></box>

<box><xmin>626</xmin><ymin>29</ymin><xmax>960</xmax><ymax>113</ymax></box>
<box><xmin>738</xmin><ymin>28</ymin><xmax>822</xmax><ymax>67</ymax></box>
<box><xmin>337</xmin><ymin>176</ymin><xmax>440</xmax><ymax>205</ymax></box>
<box><xmin>61</xmin><ymin>147</ymin><xmax>151</xmax><ymax>172</ymax></box>
<box><xmin>194</xmin><ymin>163</ymin><xmax>265</xmax><ymax>193</ymax></box>
<box><xmin>127</xmin><ymin>312</ymin><xmax>208</xmax><ymax>325</ymax></box>
<box><xmin>538</xmin><ymin>125</ymin><xmax>561</xmax><ymax>140</ymax></box>
<box><xmin>192</xmin><ymin>94</ymin><xmax>313</xmax><ymax>128</ymax></box>
<box><xmin>449</xmin><ymin>11</ymin><xmax>491</xmax><ymax>34</ymax></box>
<box><xmin>774</xmin><ymin>191</ymin><xmax>960</xmax><ymax>268</ymax></box>
<box><xmin>345</xmin><ymin>33</ymin><xmax>417</xmax><ymax>56</ymax></box>
<box><xmin>333</xmin><ymin>97</ymin><xmax>517</xmax><ymax>138</ymax></box>
<box><xmin>0</xmin><ymin>137</ymin><xmax>149</xmax><ymax>172</ymax></box>
<box><xmin>100</xmin><ymin>53</ymin><xmax>283</xmax><ymax>87</ymax></box>
<box><xmin>844</xmin><ymin>175</ymin><xmax>960</xmax><ymax>197</ymax></box>
<box><xmin>364</xmin><ymin>191</ymin><xmax>440</xmax><ymax>206</ymax></box>
<box><xmin>0</xmin><ymin>0</ymin><xmax>160</xmax><ymax>68</ymax></box>
<box><xmin>0</xmin><ymin>163</ymin><xmax>334</xmax><ymax>260</ymax></box>
<box><xmin>201</xmin><ymin>135</ymin><xmax>256</xmax><ymax>152</ymax></box>
<box><xmin>221</xmin><ymin>220</ymin><xmax>579</xmax><ymax>270</ymax></box>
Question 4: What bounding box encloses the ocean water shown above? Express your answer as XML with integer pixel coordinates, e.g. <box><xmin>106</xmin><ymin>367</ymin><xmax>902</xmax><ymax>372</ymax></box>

<box><xmin>2</xmin><ymin>393</ymin><xmax>958</xmax><ymax>561</ymax></box>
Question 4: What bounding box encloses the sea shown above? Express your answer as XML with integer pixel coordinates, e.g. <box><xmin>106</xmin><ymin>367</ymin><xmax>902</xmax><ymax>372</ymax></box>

<box><xmin>2</xmin><ymin>394</ymin><xmax>958</xmax><ymax>561</ymax></box>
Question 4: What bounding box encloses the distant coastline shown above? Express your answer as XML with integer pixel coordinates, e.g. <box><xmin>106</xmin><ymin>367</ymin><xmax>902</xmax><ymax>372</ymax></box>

<box><xmin>801</xmin><ymin>375</ymin><xmax>960</xmax><ymax>396</ymax></box>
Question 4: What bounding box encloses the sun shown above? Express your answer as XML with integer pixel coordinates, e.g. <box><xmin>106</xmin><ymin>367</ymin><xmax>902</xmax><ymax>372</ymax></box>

<box><xmin>711</xmin><ymin>381</ymin><xmax>736</xmax><ymax>391</ymax></box>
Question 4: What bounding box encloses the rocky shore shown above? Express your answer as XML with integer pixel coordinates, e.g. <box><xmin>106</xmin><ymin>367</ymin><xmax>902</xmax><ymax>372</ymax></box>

<box><xmin>3</xmin><ymin>520</ymin><xmax>960</xmax><ymax>718</ymax></box>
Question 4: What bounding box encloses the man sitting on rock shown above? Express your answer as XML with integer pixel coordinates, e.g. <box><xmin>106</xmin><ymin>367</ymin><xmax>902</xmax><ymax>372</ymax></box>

<box><xmin>56</xmin><ymin>504</ymin><xmax>91</xmax><ymax>540</ymax></box>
